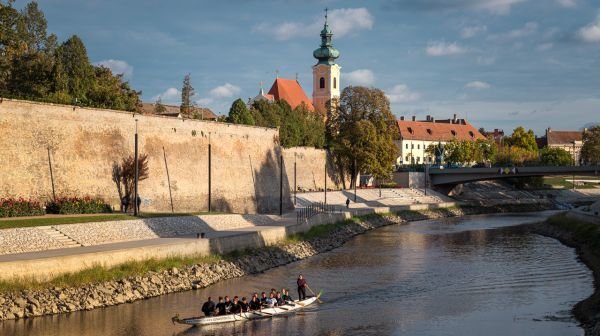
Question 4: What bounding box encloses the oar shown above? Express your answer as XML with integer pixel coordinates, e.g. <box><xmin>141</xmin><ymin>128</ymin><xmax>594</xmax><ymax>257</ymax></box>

<box><xmin>305</xmin><ymin>285</ymin><xmax>324</xmax><ymax>303</ymax></box>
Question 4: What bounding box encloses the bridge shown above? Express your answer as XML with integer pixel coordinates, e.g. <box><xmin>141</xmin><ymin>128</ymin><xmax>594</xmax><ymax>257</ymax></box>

<box><xmin>428</xmin><ymin>166</ymin><xmax>600</xmax><ymax>189</ymax></box>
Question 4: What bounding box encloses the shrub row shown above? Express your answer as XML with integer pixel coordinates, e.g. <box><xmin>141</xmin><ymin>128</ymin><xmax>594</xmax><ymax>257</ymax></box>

<box><xmin>0</xmin><ymin>198</ymin><xmax>45</xmax><ymax>218</ymax></box>
<box><xmin>45</xmin><ymin>197</ymin><xmax>112</xmax><ymax>215</ymax></box>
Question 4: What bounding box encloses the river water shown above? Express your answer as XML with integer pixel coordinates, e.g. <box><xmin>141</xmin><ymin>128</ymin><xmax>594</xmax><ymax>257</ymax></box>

<box><xmin>2</xmin><ymin>212</ymin><xmax>593</xmax><ymax>336</ymax></box>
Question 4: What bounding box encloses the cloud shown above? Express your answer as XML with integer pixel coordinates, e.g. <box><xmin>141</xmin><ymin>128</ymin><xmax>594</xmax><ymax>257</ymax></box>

<box><xmin>488</xmin><ymin>22</ymin><xmax>538</xmax><ymax>41</ymax></box>
<box><xmin>461</xmin><ymin>25</ymin><xmax>487</xmax><ymax>39</ymax></box>
<box><xmin>386</xmin><ymin>84</ymin><xmax>421</xmax><ymax>103</ymax></box>
<box><xmin>94</xmin><ymin>59</ymin><xmax>133</xmax><ymax>80</ymax></box>
<box><xmin>537</xmin><ymin>42</ymin><xmax>554</xmax><ymax>51</ymax></box>
<box><xmin>465</xmin><ymin>81</ymin><xmax>491</xmax><ymax>89</ymax></box>
<box><xmin>577</xmin><ymin>19</ymin><xmax>600</xmax><ymax>43</ymax></box>
<box><xmin>476</xmin><ymin>56</ymin><xmax>496</xmax><ymax>65</ymax></box>
<box><xmin>152</xmin><ymin>87</ymin><xmax>179</xmax><ymax>102</ymax></box>
<box><xmin>426</xmin><ymin>41</ymin><xmax>467</xmax><ymax>56</ymax></box>
<box><xmin>195</xmin><ymin>98</ymin><xmax>213</xmax><ymax>106</ymax></box>
<box><xmin>255</xmin><ymin>8</ymin><xmax>373</xmax><ymax>41</ymax></box>
<box><xmin>344</xmin><ymin>69</ymin><xmax>375</xmax><ymax>86</ymax></box>
<box><xmin>384</xmin><ymin>0</ymin><xmax>526</xmax><ymax>15</ymax></box>
<box><xmin>209</xmin><ymin>83</ymin><xmax>241</xmax><ymax>98</ymax></box>
<box><xmin>556</xmin><ymin>0</ymin><xmax>577</xmax><ymax>7</ymax></box>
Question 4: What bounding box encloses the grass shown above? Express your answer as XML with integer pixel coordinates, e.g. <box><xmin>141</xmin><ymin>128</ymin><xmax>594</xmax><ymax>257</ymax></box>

<box><xmin>0</xmin><ymin>254</ymin><xmax>223</xmax><ymax>293</ymax></box>
<box><xmin>543</xmin><ymin>176</ymin><xmax>600</xmax><ymax>190</ymax></box>
<box><xmin>547</xmin><ymin>213</ymin><xmax>600</xmax><ymax>251</ymax></box>
<box><xmin>0</xmin><ymin>211</ymin><xmax>217</xmax><ymax>230</ymax></box>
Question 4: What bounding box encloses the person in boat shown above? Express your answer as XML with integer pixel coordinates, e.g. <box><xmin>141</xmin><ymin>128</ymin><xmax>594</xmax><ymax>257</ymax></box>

<box><xmin>201</xmin><ymin>296</ymin><xmax>215</xmax><ymax>316</ymax></box>
<box><xmin>240</xmin><ymin>297</ymin><xmax>249</xmax><ymax>312</ymax></box>
<box><xmin>282</xmin><ymin>288</ymin><xmax>294</xmax><ymax>303</ymax></box>
<box><xmin>260</xmin><ymin>292</ymin><xmax>269</xmax><ymax>306</ymax></box>
<box><xmin>266</xmin><ymin>293</ymin><xmax>277</xmax><ymax>308</ymax></box>
<box><xmin>215</xmin><ymin>296</ymin><xmax>226</xmax><ymax>316</ymax></box>
<box><xmin>249</xmin><ymin>294</ymin><xmax>262</xmax><ymax>311</ymax></box>
<box><xmin>230</xmin><ymin>296</ymin><xmax>242</xmax><ymax>314</ymax></box>
<box><xmin>224</xmin><ymin>296</ymin><xmax>232</xmax><ymax>314</ymax></box>
<box><xmin>297</xmin><ymin>274</ymin><xmax>307</xmax><ymax>301</ymax></box>
<box><xmin>275</xmin><ymin>292</ymin><xmax>285</xmax><ymax>306</ymax></box>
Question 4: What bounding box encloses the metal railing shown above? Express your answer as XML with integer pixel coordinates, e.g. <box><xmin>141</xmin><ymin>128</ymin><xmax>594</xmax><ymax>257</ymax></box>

<box><xmin>296</xmin><ymin>201</ymin><xmax>343</xmax><ymax>225</ymax></box>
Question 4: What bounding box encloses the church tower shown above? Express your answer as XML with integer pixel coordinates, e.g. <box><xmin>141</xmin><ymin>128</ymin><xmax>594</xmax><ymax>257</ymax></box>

<box><xmin>312</xmin><ymin>10</ymin><xmax>340</xmax><ymax>114</ymax></box>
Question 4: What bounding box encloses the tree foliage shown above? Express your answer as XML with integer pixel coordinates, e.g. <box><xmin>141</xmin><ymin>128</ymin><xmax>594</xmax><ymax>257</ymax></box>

<box><xmin>228</xmin><ymin>98</ymin><xmax>255</xmax><ymax>125</ymax></box>
<box><xmin>326</xmin><ymin>86</ymin><xmax>398</xmax><ymax>187</ymax></box>
<box><xmin>442</xmin><ymin>138</ymin><xmax>497</xmax><ymax>166</ymax></box>
<box><xmin>180</xmin><ymin>73</ymin><xmax>195</xmax><ymax>116</ymax></box>
<box><xmin>582</xmin><ymin>126</ymin><xmax>600</xmax><ymax>165</ymax></box>
<box><xmin>111</xmin><ymin>153</ymin><xmax>149</xmax><ymax>211</ymax></box>
<box><xmin>505</xmin><ymin>126</ymin><xmax>538</xmax><ymax>153</ymax></box>
<box><xmin>0</xmin><ymin>1</ymin><xmax>141</xmax><ymax>111</ymax></box>
<box><xmin>539</xmin><ymin>147</ymin><xmax>572</xmax><ymax>166</ymax></box>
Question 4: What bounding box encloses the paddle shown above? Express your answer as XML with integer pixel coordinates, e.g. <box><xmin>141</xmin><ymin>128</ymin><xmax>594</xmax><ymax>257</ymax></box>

<box><xmin>305</xmin><ymin>285</ymin><xmax>324</xmax><ymax>304</ymax></box>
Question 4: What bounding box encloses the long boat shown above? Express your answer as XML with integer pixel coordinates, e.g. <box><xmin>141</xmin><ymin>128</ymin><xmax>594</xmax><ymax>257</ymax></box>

<box><xmin>172</xmin><ymin>295</ymin><xmax>320</xmax><ymax>326</ymax></box>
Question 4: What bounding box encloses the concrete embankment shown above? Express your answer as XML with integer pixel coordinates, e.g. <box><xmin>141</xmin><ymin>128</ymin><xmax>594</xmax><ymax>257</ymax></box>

<box><xmin>532</xmin><ymin>212</ymin><xmax>600</xmax><ymax>336</ymax></box>
<box><xmin>0</xmin><ymin>203</ymin><xmax>556</xmax><ymax>321</ymax></box>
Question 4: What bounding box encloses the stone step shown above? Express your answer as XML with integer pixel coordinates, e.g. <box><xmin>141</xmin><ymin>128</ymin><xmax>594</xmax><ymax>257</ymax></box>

<box><xmin>37</xmin><ymin>226</ymin><xmax>83</xmax><ymax>248</ymax></box>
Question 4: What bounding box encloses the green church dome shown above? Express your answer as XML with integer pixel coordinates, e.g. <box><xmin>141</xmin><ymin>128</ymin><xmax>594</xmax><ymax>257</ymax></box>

<box><xmin>313</xmin><ymin>12</ymin><xmax>339</xmax><ymax>65</ymax></box>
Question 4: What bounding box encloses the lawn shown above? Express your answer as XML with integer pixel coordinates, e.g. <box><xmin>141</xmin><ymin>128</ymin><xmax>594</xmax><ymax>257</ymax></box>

<box><xmin>543</xmin><ymin>176</ymin><xmax>600</xmax><ymax>189</ymax></box>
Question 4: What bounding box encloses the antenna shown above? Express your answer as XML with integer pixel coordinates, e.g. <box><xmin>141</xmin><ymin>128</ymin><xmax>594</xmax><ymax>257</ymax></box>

<box><xmin>325</xmin><ymin>8</ymin><xmax>328</xmax><ymax>23</ymax></box>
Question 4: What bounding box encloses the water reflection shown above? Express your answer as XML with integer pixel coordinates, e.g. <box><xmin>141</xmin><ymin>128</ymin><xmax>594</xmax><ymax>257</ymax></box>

<box><xmin>1</xmin><ymin>212</ymin><xmax>591</xmax><ymax>336</ymax></box>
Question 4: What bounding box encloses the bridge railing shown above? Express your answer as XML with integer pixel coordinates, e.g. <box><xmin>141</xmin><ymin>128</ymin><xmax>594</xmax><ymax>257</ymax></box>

<box><xmin>296</xmin><ymin>201</ymin><xmax>343</xmax><ymax>225</ymax></box>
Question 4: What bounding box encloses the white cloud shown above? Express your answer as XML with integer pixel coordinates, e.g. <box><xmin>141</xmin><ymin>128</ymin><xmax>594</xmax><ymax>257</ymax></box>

<box><xmin>577</xmin><ymin>19</ymin><xmax>600</xmax><ymax>43</ymax></box>
<box><xmin>195</xmin><ymin>98</ymin><xmax>213</xmax><ymax>106</ymax></box>
<box><xmin>255</xmin><ymin>8</ymin><xmax>373</xmax><ymax>41</ymax></box>
<box><xmin>476</xmin><ymin>56</ymin><xmax>496</xmax><ymax>65</ymax></box>
<box><xmin>537</xmin><ymin>42</ymin><xmax>554</xmax><ymax>51</ymax></box>
<box><xmin>556</xmin><ymin>0</ymin><xmax>577</xmax><ymax>7</ymax></box>
<box><xmin>344</xmin><ymin>69</ymin><xmax>375</xmax><ymax>86</ymax></box>
<box><xmin>465</xmin><ymin>81</ymin><xmax>491</xmax><ymax>90</ymax></box>
<box><xmin>152</xmin><ymin>87</ymin><xmax>179</xmax><ymax>102</ymax></box>
<box><xmin>426</xmin><ymin>41</ymin><xmax>467</xmax><ymax>56</ymax></box>
<box><xmin>386</xmin><ymin>84</ymin><xmax>421</xmax><ymax>103</ymax></box>
<box><xmin>391</xmin><ymin>0</ymin><xmax>526</xmax><ymax>15</ymax></box>
<box><xmin>209</xmin><ymin>83</ymin><xmax>241</xmax><ymax>98</ymax></box>
<box><xmin>461</xmin><ymin>25</ymin><xmax>487</xmax><ymax>39</ymax></box>
<box><xmin>470</xmin><ymin>0</ymin><xmax>526</xmax><ymax>14</ymax></box>
<box><xmin>94</xmin><ymin>59</ymin><xmax>133</xmax><ymax>80</ymax></box>
<box><xmin>488</xmin><ymin>22</ymin><xmax>538</xmax><ymax>41</ymax></box>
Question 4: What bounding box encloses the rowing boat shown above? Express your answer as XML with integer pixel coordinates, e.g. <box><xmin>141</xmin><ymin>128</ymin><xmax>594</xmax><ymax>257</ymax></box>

<box><xmin>171</xmin><ymin>296</ymin><xmax>319</xmax><ymax>326</ymax></box>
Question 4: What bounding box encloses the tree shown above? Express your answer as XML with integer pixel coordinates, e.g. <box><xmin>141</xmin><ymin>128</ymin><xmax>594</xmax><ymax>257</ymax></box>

<box><xmin>327</xmin><ymin>86</ymin><xmax>398</xmax><ymax>188</ymax></box>
<box><xmin>181</xmin><ymin>73</ymin><xmax>194</xmax><ymax>116</ymax></box>
<box><xmin>228</xmin><ymin>98</ymin><xmax>255</xmax><ymax>125</ymax></box>
<box><xmin>505</xmin><ymin>126</ymin><xmax>538</xmax><ymax>153</ymax></box>
<box><xmin>582</xmin><ymin>126</ymin><xmax>600</xmax><ymax>165</ymax></box>
<box><xmin>539</xmin><ymin>147</ymin><xmax>572</xmax><ymax>166</ymax></box>
<box><xmin>154</xmin><ymin>97</ymin><xmax>166</xmax><ymax>113</ymax></box>
<box><xmin>111</xmin><ymin>153</ymin><xmax>149</xmax><ymax>211</ymax></box>
<box><xmin>55</xmin><ymin>35</ymin><xmax>94</xmax><ymax>102</ymax></box>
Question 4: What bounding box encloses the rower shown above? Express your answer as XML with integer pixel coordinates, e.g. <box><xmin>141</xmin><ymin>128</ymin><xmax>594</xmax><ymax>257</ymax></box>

<box><xmin>240</xmin><ymin>297</ymin><xmax>249</xmax><ymax>312</ymax></box>
<box><xmin>297</xmin><ymin>274</ymin><xmax>307</xmax><ymax>300</ymax></box>
<box><xmin>201</xmin><ymin>296</ymin><xmax>215</xmax><ymax>316</ymax></box>
<box><xmin>266</xmin><ymin>293</ymin><xmax>277</xmax><ymax>308</ymax></box>
<box><xmin>275</xmin><ymin>292</ymin><xmax>285</xmax><ymax>306</ymax></box>
<box><xmin>260</xmin><ymin>292</ymin><xmax>268</xmax><ymax>306</ymax></box>
<box><xmin>230</xmin><ymin>296</ymin><xmax>242</xmax><ymax>314</ymax></box>
<box><xmin>249</xmin><ymin>294</ymin><xmax>262</xmax><ymax>311</ymax></box>
<box><xmin>215</xmin><ymin>296</ymin><xmax>226</xmax><ymax>316</ymax></box>
<box><xmin>224</xmin><ymin>296</ymin><xmax>232</xmax><ymax>314</ymax></box>
<box><xmin>282</xmin><ymin>289</ymin><xmax>294</xmax><ymax>303</ymax></box>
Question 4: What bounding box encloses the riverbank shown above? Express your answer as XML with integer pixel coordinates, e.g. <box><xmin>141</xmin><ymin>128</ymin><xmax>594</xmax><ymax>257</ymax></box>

<box><xmin>0</xmin><ymin>203</ymin><xmax>556</xmax><ymax>321</ymax></box>
<box><xmin>532</xmin><ymin>213</ymin><xmax>600</xmax><ymax>336</ymax></box>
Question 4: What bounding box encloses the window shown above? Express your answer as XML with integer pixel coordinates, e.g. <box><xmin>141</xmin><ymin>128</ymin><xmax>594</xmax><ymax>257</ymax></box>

<box><xmin>319</xmin><ymin>77</ymin><xmax>325</xmax><ymax>89</ymax></box>
<box><xmin>426</xmin><ymin>129</ymin><xmax>432</xmax><ymax>135</ymax></box>
<box><xmin>417</xmin><ymin>144</ymin><xmax>420</xmax><ymax>149</ymax></box>
<box><xmin>451</xmin><ymin>130</ymin><xmax>457</xmax><ymax>136</ymax></box>
<box><xmin>333</xmin><ymin>77</ymin><xmax>337</xmax><ymax>89</ymax></box>
<box><xmin>411</xmin><ymin>144</ymin><xmax>414</xmax><ymax>149</ymax></box>
<box><xmin>405</xmin><ymin>144</ymin><xmax>408</xmax><ymax>149</ymax></box>
<box><xmin>469</xmin><ymin>131</ymin><xmax>474</xmax><ymax>138</ymax></box>
<box><xmin>417</xmin><ymin>157</ymin><xmax>420</xmax><ymax>163</ymax></box>
<box><xmin>407</xmin><ymin>127</ymin><xmax>413</xmax><ymax>134</ymax></box>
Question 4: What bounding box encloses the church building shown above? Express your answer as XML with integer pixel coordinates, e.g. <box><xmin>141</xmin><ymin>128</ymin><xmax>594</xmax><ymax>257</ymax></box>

<box><xmin>249</xmin><ymin>11</ymin><xmax>340</xmax><ymax>114</ymax></box>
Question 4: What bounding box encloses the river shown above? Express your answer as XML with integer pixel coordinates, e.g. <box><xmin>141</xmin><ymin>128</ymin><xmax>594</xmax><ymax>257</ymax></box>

<box><xmin>1</xmin><ymin>212</ymin><xmax>593</xmax><ymax>336</ymax></box>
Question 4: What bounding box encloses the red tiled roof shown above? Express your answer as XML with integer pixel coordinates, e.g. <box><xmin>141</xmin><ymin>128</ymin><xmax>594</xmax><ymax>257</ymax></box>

<box><xmin>547</xmin><ymin>130</ymin><xmax>582</xmax><ymax>145</ymax></box>
<box><xmin>396</xmin><ymin>120</ymin><xmax>485</xmax><ymax>142</ymax></box>
<box><xmin>141</xmin><ymin>103</ymin><xmax>218</xmax><ymax>120</ymax></box>
<box><xmin>267</xmin><ymin>78</ymin><xmax>314</xmax><ymax>111</ymax></box>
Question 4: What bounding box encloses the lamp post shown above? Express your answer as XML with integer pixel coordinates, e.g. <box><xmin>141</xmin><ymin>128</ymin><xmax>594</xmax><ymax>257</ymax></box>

<box><xmin>573</xmin><ymin>141</ymin><xmax>576</xmax><ymax>190</ymax></box>
<box><xmin>134</xmin><ymin>119</ymin><xmax>139</xmax><ymax>216</ymax></box>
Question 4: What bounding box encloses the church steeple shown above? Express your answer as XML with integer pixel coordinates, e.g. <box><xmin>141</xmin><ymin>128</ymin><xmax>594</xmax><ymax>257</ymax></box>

<box><xmin>313</xmin><ymin>8</ymin><xmax>340</xmax><ymax>65</ymax></box>
<box><xmin>312</xmin><ymin>9</ymin><xmax>341</xmax><ymax>114</ymax></box>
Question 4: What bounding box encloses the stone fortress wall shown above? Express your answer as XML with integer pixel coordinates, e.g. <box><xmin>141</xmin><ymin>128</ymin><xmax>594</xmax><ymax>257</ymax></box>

<box><xmin>0</xmin><ymin>99</ymin><xmax>340</xmax><ymax>213</ymax></box>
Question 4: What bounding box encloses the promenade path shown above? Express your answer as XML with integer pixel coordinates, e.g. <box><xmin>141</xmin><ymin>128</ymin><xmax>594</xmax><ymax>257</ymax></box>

<box><xmin>0</xmin><ymin>188</ymin><xmax>453</xmax><ymax>279</ymax></box>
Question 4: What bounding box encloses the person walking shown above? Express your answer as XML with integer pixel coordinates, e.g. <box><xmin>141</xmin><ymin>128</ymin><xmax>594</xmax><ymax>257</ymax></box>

<box><xmin>136</xmin><ymin>195</ymin><xmax>142</xmax><ymax>213</ymax></box>
<box><xmin>346</xmin><ymin>198</ymin><xmax>350</xmax><ymax>208</ymax></box>
<box><xmin>297</xmin><ymin>274</ymin><xmax>307</xmax><ymax>301</ymax></box>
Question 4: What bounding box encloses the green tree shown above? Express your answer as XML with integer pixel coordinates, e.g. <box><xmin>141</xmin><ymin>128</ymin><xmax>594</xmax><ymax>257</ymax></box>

<box><xmin>582</xmin><ymin>126</ymin><xmax>600</xmax><ymax>165</ymax></box>
<box><xmin>539</xmin><ymin>147</ymin><xmax>573</xmax><ymax>166</ymax></box>
<box><xmin>56</xmin><ymin>35</ymin><xmax>94</xmax><ymax>102</ymax></box>
<box><xmin>20</xmin><ymin>1</ymin><xmax>47</xmax><ymax>52</ymax></box>
<box><xmin>228</xmin><ymin>98</ymin><xmax>255</xmax><ymax>125</ymax></box>
<box><xmin>180</xmin><ymin>73</ymin><xmax>194</xmax><ymax>116</ymax></box>
<box><xmin>154</xmin><ymin>97</ymin><xmax>166</xmax><ymax>113</ymax></box>
<box><xmin>505</xmin><ymin>126</ymin><xmax>538</xmax><ymax>153</ymax></box>
<box><xmin>327</xmin><ymin>86</ymin><xmax>398</xmax><ymax>188</ymax></box>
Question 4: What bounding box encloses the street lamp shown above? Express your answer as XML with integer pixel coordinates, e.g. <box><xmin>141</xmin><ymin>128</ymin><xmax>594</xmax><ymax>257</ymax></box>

<box><xmin>134</xmin><ymin>119</ymin><xmax>139</xmax><ymax>216</ymax></box>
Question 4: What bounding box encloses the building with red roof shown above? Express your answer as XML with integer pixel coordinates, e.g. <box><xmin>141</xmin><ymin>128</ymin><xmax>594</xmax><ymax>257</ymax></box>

<box><xmin>396</xmin><ymin>115</ymin><xmax>485</xmax><ymax>165</ymax></box>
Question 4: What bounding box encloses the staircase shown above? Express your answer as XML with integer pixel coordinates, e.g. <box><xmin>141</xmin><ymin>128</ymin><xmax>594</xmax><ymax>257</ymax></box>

<box><xmin>38</xmin><ymin>226</ymin><xmax>83</xmax><ymax>248</ymax></box>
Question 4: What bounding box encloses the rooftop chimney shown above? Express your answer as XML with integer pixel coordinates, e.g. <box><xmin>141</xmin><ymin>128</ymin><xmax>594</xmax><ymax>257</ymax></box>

<box><xmin>400</xmin><ymin>116</ymin><xmax>404</xmax><ymax>121</ymax></box>
<box><xmin>412</xmin><ymin>116</ymin><xmax>416</xmax><ymax>121</ymax></box>
<box><xmin>453</xmin><ymin>114</ymin><xmax>457</xmax><ymax>124</ymax></box>
<box><xmin>431</xmin><ymin>117</ymin><xmax>435</xmax><ymax>123</ymax></box>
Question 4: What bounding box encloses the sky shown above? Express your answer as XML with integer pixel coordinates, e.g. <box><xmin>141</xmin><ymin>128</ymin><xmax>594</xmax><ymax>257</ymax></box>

<box><xmin>24</xmin><ymin>0</ymin><xmax>600</xmax><ymax>135</ymax></box>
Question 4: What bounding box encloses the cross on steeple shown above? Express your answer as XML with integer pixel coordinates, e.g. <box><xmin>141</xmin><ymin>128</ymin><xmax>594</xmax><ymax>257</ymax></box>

<box><xmin>325</xmin><ymin>8</ymin><xmax>328</xmax><ymax>23</ymax></box>
<box><xmin>275</xmin><ymin>69</ymin><xmax>279</xmax><ymax>79</ymax></box>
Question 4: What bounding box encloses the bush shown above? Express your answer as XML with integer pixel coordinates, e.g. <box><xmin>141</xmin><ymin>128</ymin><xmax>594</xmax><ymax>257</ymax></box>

<box><xmin>45</xmin><ymin>197</ymin><xmax>112</xmax><ymax>215</ymax></box>
<box><xmin>0</xmin><ymin>198</ymin><xmax>45</xmax><ymax>218</ymax></box>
